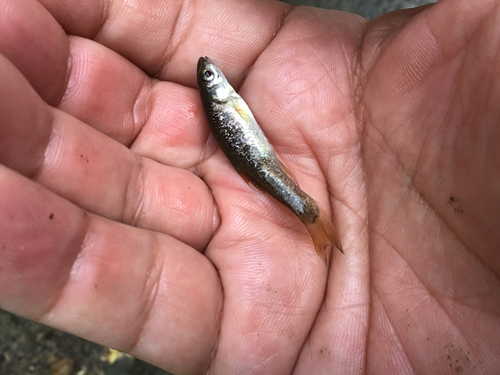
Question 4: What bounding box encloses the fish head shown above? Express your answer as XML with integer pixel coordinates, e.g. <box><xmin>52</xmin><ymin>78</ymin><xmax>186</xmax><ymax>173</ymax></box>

<box><xmin>197</xmin><ymin>56</ymin><xmax>232</xmax><ymax>103</ymax></box>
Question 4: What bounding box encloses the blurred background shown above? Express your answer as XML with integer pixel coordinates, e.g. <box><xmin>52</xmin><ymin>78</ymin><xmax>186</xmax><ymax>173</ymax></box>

<box><xmin>1</xmin><ymin>0</ymin><xmax>433</xmax><ymax>374</ymax></box>
<box><xmin>284</xmin><ymin>0</ymin><xmax>431</xmax><ymax>19</ymax></box>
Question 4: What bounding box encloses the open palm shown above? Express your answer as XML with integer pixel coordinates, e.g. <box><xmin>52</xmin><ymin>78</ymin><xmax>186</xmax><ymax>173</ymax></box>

<box><xmin>1</xmin><ymin>0</ymin><xmax>499</xmax><ymax>374</ymax></box>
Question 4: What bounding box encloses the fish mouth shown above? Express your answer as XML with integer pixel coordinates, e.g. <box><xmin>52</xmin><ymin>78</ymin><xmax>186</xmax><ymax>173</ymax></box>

<box><xmin>197</xmin><ymin>56</ymin><xmax>213</xmax><ymax>74</ymax></box>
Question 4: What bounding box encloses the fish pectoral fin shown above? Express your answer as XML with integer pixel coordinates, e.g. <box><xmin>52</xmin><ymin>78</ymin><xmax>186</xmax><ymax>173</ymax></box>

<box><xmin>230</xmin><ymin>97</ymin><xmax>254</xmax><ymax>123</ymax></box>
<box><xmin>239</xmin><ymin>173</ymin><xmax>265</xmax><ymax>192</ymax></box>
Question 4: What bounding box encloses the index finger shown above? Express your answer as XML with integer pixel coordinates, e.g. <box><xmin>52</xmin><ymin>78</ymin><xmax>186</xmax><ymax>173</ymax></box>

<box><xmin>39</xmin><ymin>0</ymin><xmax>291</xmax><ymax>87</ymax></box>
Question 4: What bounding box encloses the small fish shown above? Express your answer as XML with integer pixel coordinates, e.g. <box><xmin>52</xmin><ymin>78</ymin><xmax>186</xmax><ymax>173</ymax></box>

<box><xmin>197</xmin><ymin>56</ymin><xmax>343</xmax><ymax>264</ymax></box>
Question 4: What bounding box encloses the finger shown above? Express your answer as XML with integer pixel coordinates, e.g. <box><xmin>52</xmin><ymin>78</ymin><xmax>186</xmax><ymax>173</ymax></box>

<box><xmin>0</xmin><ymin>0</ymin><xmax>68</xmax><ymax>105</ymax></box>
<box><xmin>1</xmin><ymin>0</ymin><xmax>218</xmax><ymax>168</ymax></box>
<box><xmin>361</xmin><ymin>3</ymin><xmax>434</xmax><ymax>70</ymax></box>
<box><xmin>0</xmin><ymin>165</ymin><xmax>222</xmax><ymax>374</ymax></box>
<box><xmin>39</xmin><ymin>0</ymin><xmax>292</xmax><ymax>86</ymax></box>
<box><xmin>59</xmin><ymin>36</ymin><xmax>215</xmax><ymax>169</ymax></box>
<box><xmin>0</xmin><ymin>53</ymin><xmax>216</xmax><ymax>250</ymax></box>
<box><xmin>4</xmin><ymin>0</ymin><xmax>288</xmax><ymax>170</ymax></box>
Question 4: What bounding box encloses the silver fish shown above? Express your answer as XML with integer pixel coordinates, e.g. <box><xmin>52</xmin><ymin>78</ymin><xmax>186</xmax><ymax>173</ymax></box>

<box><xmin>197</xmin><ymin>56</ymin><xmax>343</xmax><ymax>263</ymax></box>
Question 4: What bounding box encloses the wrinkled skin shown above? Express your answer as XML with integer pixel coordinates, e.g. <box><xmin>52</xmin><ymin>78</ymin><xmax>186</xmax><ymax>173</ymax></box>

<box><xmin>1</xmin><ymin>0</ymin><xmax>499</xmax><ymax>374</ymax></box>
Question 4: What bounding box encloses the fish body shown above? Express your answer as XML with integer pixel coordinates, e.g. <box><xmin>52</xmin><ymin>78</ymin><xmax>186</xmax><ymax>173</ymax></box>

<box><xmin>197</xmin><ymin>56</ymin><xmax>343</xmax><ymax>263</ymax></box>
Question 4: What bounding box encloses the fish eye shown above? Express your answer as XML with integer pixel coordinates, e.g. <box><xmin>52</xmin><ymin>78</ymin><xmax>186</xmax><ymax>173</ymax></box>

<box><xmin>202</xmin><ymin>69</ymin><xmax>214</xmax><ymax>81</ymax></box>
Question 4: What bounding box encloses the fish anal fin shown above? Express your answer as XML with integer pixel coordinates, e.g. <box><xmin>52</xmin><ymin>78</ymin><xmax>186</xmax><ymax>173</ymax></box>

<box><xmin>305</xmin><ymin>207</ymin><xmax>343</xmax><ymax>266</ymax></box>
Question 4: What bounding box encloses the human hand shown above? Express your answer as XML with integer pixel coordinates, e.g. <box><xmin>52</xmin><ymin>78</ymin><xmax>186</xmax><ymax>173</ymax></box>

<box><xmin>0</xmin><ymin>0</ymin><xmax>498</xmax><ymax>374</ymax></box>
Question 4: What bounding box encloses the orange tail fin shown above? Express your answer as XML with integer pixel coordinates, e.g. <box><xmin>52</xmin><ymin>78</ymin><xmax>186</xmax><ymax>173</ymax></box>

<box><xmin>305</xmin><ymin>207</ymin><xmax>343</xmax><ymax>265</ymax></box>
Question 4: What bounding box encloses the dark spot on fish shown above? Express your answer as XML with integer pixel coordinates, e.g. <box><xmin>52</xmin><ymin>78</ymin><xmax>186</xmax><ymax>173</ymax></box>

<box><xmin>449</xmin><ymin>196</ymin><xmax>455</xmax><ymax>203</ymax></box>
<box><xmin>454</xmin><ymin>207</ymin><xmax>463</xmax><ymax>213</ymax></box>
<box><xmin>49</xmin><ymin>213</ymin><xmax>54</xmax><ymax>220</ymax></box>
<box><xmin>42</xmin><ymin>330</ymin><xmax>54</xmax><ymax>340</ymax></box>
